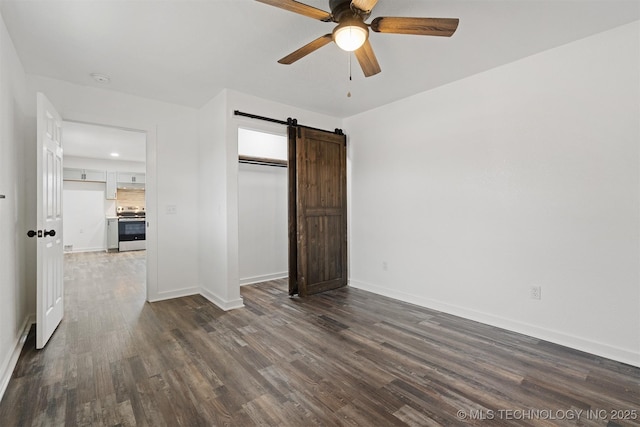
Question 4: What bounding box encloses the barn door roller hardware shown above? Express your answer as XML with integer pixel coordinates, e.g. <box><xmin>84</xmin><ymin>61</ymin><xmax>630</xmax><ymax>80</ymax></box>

<box><xmin>233</xmin><ymin>110</ymin><xmax>343</xmax><ymax>135</ymax></box>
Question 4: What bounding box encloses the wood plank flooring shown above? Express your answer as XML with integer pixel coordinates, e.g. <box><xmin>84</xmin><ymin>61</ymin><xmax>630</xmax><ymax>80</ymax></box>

<box><xmin>1</xmin><ymin>251</ymin><xmax>639</xmax><ymax>426</ymax></box>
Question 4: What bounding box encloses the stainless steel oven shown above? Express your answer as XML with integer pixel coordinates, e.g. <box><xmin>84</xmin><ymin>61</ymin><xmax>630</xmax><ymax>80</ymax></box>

<box><xmin>117</xmin><ymin>206</ymin><xmax>146</xmax><ymax>251</ymax></box>
<box><xmin>118</xmin><ymin>218</ymin><xmax>145</xmax><ymax>251</ymax></box>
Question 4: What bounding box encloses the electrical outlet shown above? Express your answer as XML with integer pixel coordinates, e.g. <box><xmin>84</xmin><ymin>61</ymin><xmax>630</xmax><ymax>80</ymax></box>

<box><xmin>530</xmin><ymin>286</ymin><xmax>542</xmax><ymax>300</ymax></box>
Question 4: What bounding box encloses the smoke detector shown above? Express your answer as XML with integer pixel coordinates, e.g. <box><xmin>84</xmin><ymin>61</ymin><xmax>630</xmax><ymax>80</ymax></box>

<box><xmin>90</xmin><ymin>73</ymin><xmax>111</xmax><ymax>84</ymax></box>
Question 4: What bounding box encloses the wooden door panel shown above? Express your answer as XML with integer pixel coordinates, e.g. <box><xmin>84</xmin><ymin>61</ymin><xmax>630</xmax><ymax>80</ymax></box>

<box><xmin>304</xmin><ymin>214</ymin><xmax>344</xmax><ymax>285</ymax></box>
<box><xmin>290</xmin><ymin>126</ymin><xmax>346</xmax><ymax>297</ymax></box>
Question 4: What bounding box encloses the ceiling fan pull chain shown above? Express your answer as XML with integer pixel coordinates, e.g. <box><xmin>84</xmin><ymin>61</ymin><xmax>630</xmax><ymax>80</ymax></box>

<box><xmin>347</xmin><ymin>53</ymin><xmax>352</xmax><ymax>97</ymax></box>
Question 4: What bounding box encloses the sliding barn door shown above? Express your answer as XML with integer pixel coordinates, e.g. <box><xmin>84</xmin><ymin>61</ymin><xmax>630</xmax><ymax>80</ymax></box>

<box><xmin>288</xmin><ymin>126</ymin><xmax>347</xmax><ymax>297</ymax></box>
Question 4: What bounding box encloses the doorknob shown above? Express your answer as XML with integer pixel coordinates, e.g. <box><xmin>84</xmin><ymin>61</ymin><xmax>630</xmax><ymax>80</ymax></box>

<box><xmin>27</xmin><ymin>230</ymin><xmax>55</xmax><ymax>238</ymax></box>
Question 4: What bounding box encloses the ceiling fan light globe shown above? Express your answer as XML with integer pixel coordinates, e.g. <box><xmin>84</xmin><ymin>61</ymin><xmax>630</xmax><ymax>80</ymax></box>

<box><xmin>333</xmin><ymin>24</ymin><xmax>368</xmax><ymax>51</ymax></box>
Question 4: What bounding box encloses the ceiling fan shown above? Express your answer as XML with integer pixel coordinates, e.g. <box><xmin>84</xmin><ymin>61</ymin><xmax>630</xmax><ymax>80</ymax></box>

<box><xmin>256</xmin><ymin>0</ymin><xmax>459</xmax><ymax>77</ymax></box>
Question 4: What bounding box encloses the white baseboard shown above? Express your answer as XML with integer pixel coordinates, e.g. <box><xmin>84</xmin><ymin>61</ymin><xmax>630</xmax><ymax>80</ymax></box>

<box><xmin>64</xmin><ymin>247</ymin><xmax>106</xmax><ymax>254</ymax></box>
<box><xmin>146</xmin><ymin>284</ymin><xmax>245</xmax><ymax>311</ymax></box>
<box><xmin>240</xmin><ymin>272</ymin><xmax>287</xmax><ymax>286</ymax></box>
<box><xmin>147</xmin><ymin>287</ymin><xmax>199</xmax><ymax>303</ymax></box>
<box><xmin>200</xmin><ymin>287</ymin><xmax>245</xmax><ymax>311</ymax></box>
<box><xmin>349</xmin><ymin>279</ymin><xmax>640</xmax><ymax>368</ymax></box>
<box><xmin>0</xmin><ymin>315</ymin><xmax>34</xmax><ymax>403</ymax></box>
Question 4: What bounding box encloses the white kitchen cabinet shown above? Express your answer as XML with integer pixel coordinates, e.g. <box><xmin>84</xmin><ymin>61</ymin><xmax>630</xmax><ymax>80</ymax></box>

<box><xmin>117</xmin><ymin>172</ymin><xmax>145</xmax><ymax>185</ymax></box>
<box><xmin>85</xmin><ymin>169</ymin><xmax>107</xmax><ymax>182</ymax></box>
<box><xmin>63</xmin><ymin>168</ymin><xmax>83</xmax><ymax>181</ymax></box>
<box><xmin>106</xmin><ymin>218</ymin><xmax>119</xmax><ymax>252</ymax></box>
<box><xmin>106</xmin><ymin>171</ymin><xmax>117</xmax><ymax>199</ymax></box>
<box><xmin>63</xmin><ymin>168</ymin><xmax>106</xmax><ymax>182</ymax></box>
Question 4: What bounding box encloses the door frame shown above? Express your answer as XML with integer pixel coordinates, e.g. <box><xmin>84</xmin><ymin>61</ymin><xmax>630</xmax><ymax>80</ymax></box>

<box><xmin>62</xmin><ymin>120</ymin><xmax>148</xmax><ymax>254</ymax></box>
<box><xmin>232</xmin><ymin>120</ymin><xmax>289</xmax><ymax>298</ymax></box>
<box><xmin>58</xmin><ymin>115</ymin><xmax>156</xmax><ymax>301</ymax></box>
<box><xmin>237</xmin><ymin>126</ymin><xmax>290</xmax><ymax>285</ymax></box>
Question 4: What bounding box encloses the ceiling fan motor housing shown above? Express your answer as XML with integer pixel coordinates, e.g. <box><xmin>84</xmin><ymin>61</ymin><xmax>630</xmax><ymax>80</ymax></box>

<box><xmin>329</xmin><ymin>0</ymin><xmax>370</xmax><ymax>22</ymax></box>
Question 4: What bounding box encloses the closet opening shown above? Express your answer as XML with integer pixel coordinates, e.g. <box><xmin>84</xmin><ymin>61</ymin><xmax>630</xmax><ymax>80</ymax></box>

<box><xmin>237</xmin><ymin>127</ymin><xmax>288</xmax><ymax>286</ymax></box>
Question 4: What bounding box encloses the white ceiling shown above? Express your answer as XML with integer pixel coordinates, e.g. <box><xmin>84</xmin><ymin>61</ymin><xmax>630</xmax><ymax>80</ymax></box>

<box><xmin>1</xmin><ymin>0</ymin><xmax>639</xmax><ymax>118</ymax></box>
<box><xmin>63</xmin><ymin>121</ymin><xmax>146</xmax><ymax>162</ymax></box>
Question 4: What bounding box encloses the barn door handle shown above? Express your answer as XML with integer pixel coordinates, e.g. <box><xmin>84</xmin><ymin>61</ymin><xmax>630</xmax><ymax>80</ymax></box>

<box><xmin>44</xmin><ymin>229</ymin><xmax>56</xmax><ymax>237</ymax></box>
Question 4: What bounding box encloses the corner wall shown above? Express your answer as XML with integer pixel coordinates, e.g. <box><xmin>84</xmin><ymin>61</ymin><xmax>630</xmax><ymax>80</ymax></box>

<box><xmin>345</xmin><ymin>21</ymin><xmax>640</xmax><ymax>366</ymax></box>
<box><xmin>198</xmin><ymin>89</ymin><xmax>342</xmax><ymax>310</ymax></box>
<box><xmin>198</xmin><ymin>90</ymin><xmax>240</xmax><ymax>309</ymax></box>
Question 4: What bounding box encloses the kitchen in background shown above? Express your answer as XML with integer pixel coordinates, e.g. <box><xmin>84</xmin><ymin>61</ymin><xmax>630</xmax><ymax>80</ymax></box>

<box><xmin>62</xmin><ymin>121</ymin><xmax>146</xmax><ymax>253</ymax></box>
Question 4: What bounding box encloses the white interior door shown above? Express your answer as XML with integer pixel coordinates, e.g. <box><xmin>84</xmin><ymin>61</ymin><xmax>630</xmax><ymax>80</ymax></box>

<box><xmin>35</xmin><ymin>92</ymin><xmax>64</xmax><ymax>349</ymax></box>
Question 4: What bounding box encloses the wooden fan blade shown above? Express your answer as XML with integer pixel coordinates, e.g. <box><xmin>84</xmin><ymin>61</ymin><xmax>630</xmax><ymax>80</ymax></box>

<box><xmin>255</xmin><ymin>0</ymin><xmax>331</xmax><ymax>21</ymax></box>
<box><xmin>354</xmin><ymin>39</ymin><xmax>381</xmax><ymax>77</ymax></box>
<box><xmin>278</xmin><ymin>34</ymin><xmax>333</xmax><ymax>64</ymax></box>
<box><xmin>370</xmin><ymin>17</ymin><xmax>459</xmax><ymax>37</ymax></box>
<box><xmin>351</xmin><ymin>0</ymin><xmax>378</xmax><ymax>13</ymax></box>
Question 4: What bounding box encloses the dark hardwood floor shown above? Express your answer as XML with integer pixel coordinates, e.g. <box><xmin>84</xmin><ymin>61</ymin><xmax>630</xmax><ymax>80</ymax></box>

<box><xmin>1</xmin><ymin>251</ymin><xmax>638</xmax><ymax>426</ymax></box>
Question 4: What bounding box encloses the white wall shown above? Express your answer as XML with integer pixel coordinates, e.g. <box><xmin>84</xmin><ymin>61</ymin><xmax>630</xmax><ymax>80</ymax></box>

<box><xmin>238</xmin><ymin>162</ymin><xmax>288</xmax><ymax>285</ymax></box>
<box><xmin>345</xmin><ymin>21</ymin><xmax>640</xmax><ymax>367</ymax></box>
<box><xmin>238</xmin><ymin>127</ymin><xmax>288</xmax><ymax>160</ymax></box>
<box><xmin>0</xmin><ymin>11</ymin><xmax>31</xmax><ymax>400</ymax></box>
<box><xmin>198</xmin><ymin>90</ymin><xmax>238</xmax><ymax>309</ymax></box>
<box><xmin>26</xmin><ymin>75</ymin><xmax>201</xmax><ymax>302</ymax></box>
<box><xmin>63</xmin><ymin>181</ymin><xmax>114</xmax><ymax>252</ymax></box>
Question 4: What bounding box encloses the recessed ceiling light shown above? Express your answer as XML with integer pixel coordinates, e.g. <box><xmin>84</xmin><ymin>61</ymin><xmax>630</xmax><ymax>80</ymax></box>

<box><xmin>91</xmin><ymin>73</ymin><xmax>111</xmax><ymax>84</ymax></box>
<box><xmin>110</xmin><ymin>152</ymin><xmax>120</xmax><ymax>157</ymax></box>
